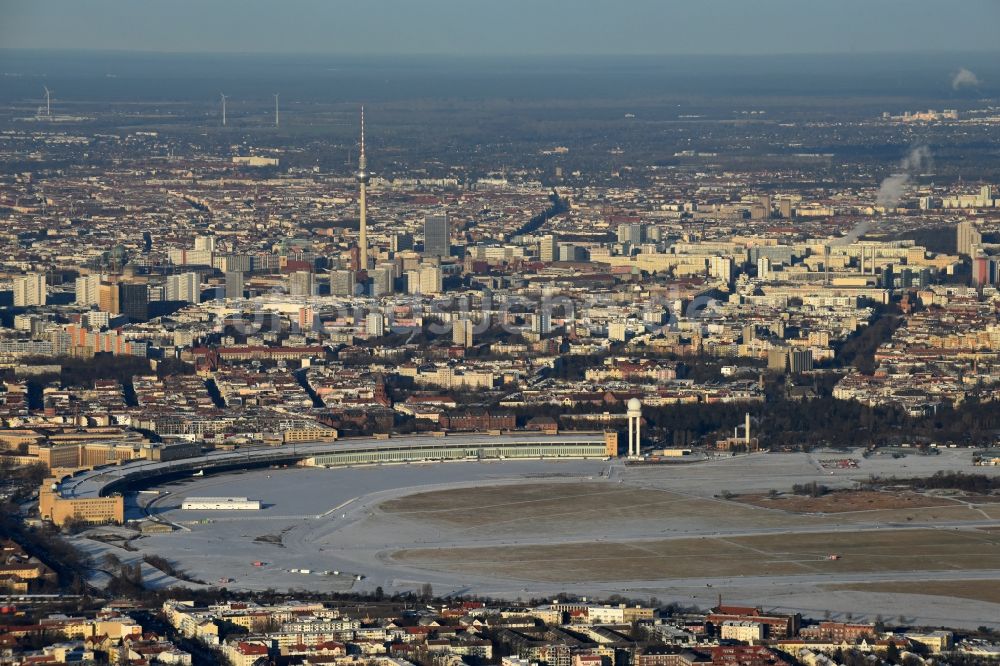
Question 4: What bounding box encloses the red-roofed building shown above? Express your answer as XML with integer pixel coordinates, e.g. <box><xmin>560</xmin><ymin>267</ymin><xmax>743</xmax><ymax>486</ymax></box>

<box><xmin>574</xmin><ymin>654</ymin><xmax>607</xmax><ymax>666</ymax></box>
<box><xmin>223</xmin><ymin>640</ymin><xmax>270</xmax><ymax>666</ymax></box>
<box><xmin>708</xmin><ymin>606</ymin><xmax>799</xmax><ymax>639</ymax></box>
<box><xmin>710</xmin><ymin>645</ymin><xmax>793</xmax><ymax>666</ymax></box>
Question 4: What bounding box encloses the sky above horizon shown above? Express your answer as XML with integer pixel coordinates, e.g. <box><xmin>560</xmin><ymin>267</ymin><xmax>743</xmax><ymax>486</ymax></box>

<box><xmin>1</xmin><ymin>0</ymin><xmax>998</xmax><ymax>56</ymax></box>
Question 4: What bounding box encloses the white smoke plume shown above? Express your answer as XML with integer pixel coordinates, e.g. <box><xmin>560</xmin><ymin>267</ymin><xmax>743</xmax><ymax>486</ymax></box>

<box><xmin>898</xmin><ymin>145</ymin><xmax>931</xmax><ymax>172</ymax></box>
<box><xmin>952</xmin><ymin>67</ymin><xmax>980</xmax><ymax>90</ymax></box>
<box><xmin>837</xmin><ymin>220</ymin><xmax>871</xmax><ymax>246</ymax></box>
<box><xmin>834</xmin><ymin>146</ymin><xmax>932</xmax><ymax>245</ymax></box>
<box><xmin>875</xmin><ymin>145</ymin><xmax>932</xmax><ymax>210</ymax></box>
<box><xmin>875</xmin><ymin>173</ymin><xmax>911</xmax><ymax>209</ymax></box>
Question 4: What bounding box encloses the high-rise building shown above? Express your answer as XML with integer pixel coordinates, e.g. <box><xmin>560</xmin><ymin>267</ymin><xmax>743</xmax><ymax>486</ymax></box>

<box><xmin>749</xmin><ymin>195</ymin><xmax>771</xmax><ymax>220</ymax></box>
<box><xmin>289</xmin><ymin>271</ymin><xmax>315</xmax><ymax>297</ymax></box>
<box><xmin>12</xmin><ymin>314</ymin><xmax>40</xmax><ymax>335</ymax></box>
<box><xmin>168</xmin><ymin>249</ymin><xmax>213</xmax><ymax>266</ymax></box>
<box><xmin>779</xmin><ymin>199</ymin><xmax>794</xmax><ymax>219</ymax></box>
<box><xmin>330</xmin><ymin>270</ymin><xmax>356</xmax><ymax>297</ymax></box>
<box><xmin>617</xmin><ymin>223</ymin><xmax>643</xmax><ymax>245</ymax></box>
<box><xmin>972</xmin><ymin>256</ymin><xmax>992</xmax><ymax>288</ymax></box>
<box><xmin>980</xmin><ymin>185</ymin><xmax>994</xmax><ymax>208</ymax></box>
<box><xmin>166</xmin><ymin>272</ymin><xmax>200</xmax><ymax>303</ymax></box>
<box><xmin>757</xmin><ymin>256</ymin><xmax>772</xmax><ymax>280</ymax></box>
<box><xmin>372</xmin><ymin>265</ymin><xmax>394</xmax><ymax>296</ymax></box>
<box><xmin>709</xmin><ymin>256</ymin><xmax>733</xmax><ymax>283</ymax></box>
<box><xmin>453</xmin><ymin>318</ymin><xmax>474</xmax><ymax>348</ymax></box>
<box><xmin>608</xmin><ymin>320</ymin><xmax>629</xmax><ymax>342</ymax></box>
<box><xmin>82</xmin><ymin>310</ymin><xmax>110</xmax><ymax>330</ymax></box>
<box><xmin>957</xmin><ymin>220</ymin><xmax>982</xmax><ymax>257</ymax></box>
<box><xmin>225</xmin><ymin>271</ymin><xmax>245</xmax><ymax>300</ymax></box>
<box><xmin>391</xmin><ymin>233</ymin><xmax>413</xmax><ymax>253</ymax></box>
<box><xmin>559</xmin><ymin>244</ymin><xmax>587</xmax><ymax>262</ymax></box>
<box><xmin>423</xmin><ymin>214</ymin><xmax>450</xmax><ymax>258</ymax></box>
<box><xmin>217</xmin><ymin>254</ymin><xmax>252</xmax><ymax>273</ymax></box>
<box><xmin>418</xmin><ymin>265</ymin><xmax>442</xmax><ymax>295</ymax></box>
<box><xmin>252</xmin><ymin>254</ymin><xmax>279</xmax><ymax>272</ymax></box>
<box><xmin>366</xmin><ymin>312</ymin><xmax>385</xmax><ymax>337</ymax></box>
<box><xmin>789</xmin><ymin>349</ymin><xmax>813</xmax><ymax>373</ymax></box>
<box><xmin>13</xmin><ymin>273</ymin><xmax>46</xmax><ymax>307</ymax></box>
<box><xmin>881</xmin><ymin>264</ymin><xmax>895</xmax><ymax>289</ymax></box>
<box><xmin>119</xmin><ymin>283</ymin><xmax>149</xmax><ymax>322</ymax></box>
<box><xmin>532</xmin><ymin>312</ymin><xmax>552</xmax><ymax>335</ymax></box>
<box><xmin>194</xmin><ymin>235</ymin><xmax>216</xmax><ymax>253</ymax></box>
<box><xmin>75</xmin><ymin>275</ymin><xmax>102</xmax><ymax>306</ymax></box>
<box><xmin>768</xmin><ymin>347</ymin><xmax>788</xmax><ymax>372</ymax></box>
<box><xmin>539</xmin><ymin>235</ymin><xmax>557</xmax><ymax>262</ymax></box>
<box><xmin>345</xmin><ymin>246</ymin><xmax>362</xmax><ymax>272</ymax></box>
<box><xmin>297</xmin><ymin>306</ymin><xmax>316</xmax><ymax>332</ymax></box>
<box><xmin>405</xmin><ymin>270</ymin><xmax>420</xmax><ymax>295</ymax></box>
<box><xmin>98</xmin><ymin>282</ymin><xmax>121</xmax><ymax>314</ymax></box>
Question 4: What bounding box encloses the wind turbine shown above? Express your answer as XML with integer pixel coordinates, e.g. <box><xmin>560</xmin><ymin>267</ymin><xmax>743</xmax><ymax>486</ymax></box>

<box><xmin>220</xmin><ymin>93</ymin><xmax>227</xmax><ymax>126</ymax></box>
<box><xmin>43</xmin><ymin>86</ymin><xmax>51</xmax><ymax>117</ymax></box>
<box><xmin>274</xmin><ymin>93</ymin><xmax>279</xmax><ymax>128</ymax></box>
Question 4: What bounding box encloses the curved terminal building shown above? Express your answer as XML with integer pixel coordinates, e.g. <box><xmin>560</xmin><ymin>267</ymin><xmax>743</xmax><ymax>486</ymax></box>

<box><xmin>40</xmin><ymin>431</ymin><xmax>618</xmax><ymax>526</ymax></box>
<box><xmin>302</xmin><ymin>432</ymin><xmax>616</xmax><ymax>467</ymax></box>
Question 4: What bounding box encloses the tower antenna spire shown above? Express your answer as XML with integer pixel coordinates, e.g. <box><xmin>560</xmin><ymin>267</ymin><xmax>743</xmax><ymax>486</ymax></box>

<box><xmin>359</xmin><ymin>106</ymin><xmax>367</xmax><ymax>169</ymax></box>
<box><xmin>356</xmin><ymin>105</ymin><xmax>370</xmax><ymax>271</ymax></box>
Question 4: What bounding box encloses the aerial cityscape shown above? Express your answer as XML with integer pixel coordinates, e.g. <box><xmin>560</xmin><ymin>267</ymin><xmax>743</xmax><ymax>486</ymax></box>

<box><xmin>1</xmin><ymin>1</ymin><xmax>1000</xmax><ymax>664</ymax></box>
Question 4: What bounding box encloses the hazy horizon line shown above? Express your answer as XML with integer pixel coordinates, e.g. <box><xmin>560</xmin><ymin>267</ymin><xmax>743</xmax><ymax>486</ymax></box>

<box><xmin>3</xmin><ymin>47</ymin><xmax>1000</xmax><ymax>60</ymax></box>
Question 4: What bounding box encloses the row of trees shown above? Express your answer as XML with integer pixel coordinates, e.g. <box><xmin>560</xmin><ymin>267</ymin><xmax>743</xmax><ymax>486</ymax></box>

<box><xmin>514</xmin><ymin>192</ymin><xmax>570</xmax><ymax>236</ymax></box>
<box><xmin>512</xmin><ymin>388</ymin><xmax>1000</xmax><ymax>450</ymax></box>
<box><xmin>5</xmin><ymin>354</ymin><xmax>194</xmax><ymax>410</ymax></box>
<box><xmin>0</xmin><ymin>501</ymin><xmax>92</xmax><ymax>593</ymax></box>
<box><xmin>889</xmin><ymin>472</ymin><xmax>1000</xmax><ymax>494</ymax></box>
<box><xmin>825</xmin><ymin>302</ymin><xmax>903</xmax><ymax>376</ymax></box>
<box><xmin>653</xmin><ymin>393</ymin><xmax>1000</xmax><ymax>449</ymax></box>
<box><xmin>791</xmin><ymin>482</ymin><xmax>831</xmax><ymax>497</ymax></box>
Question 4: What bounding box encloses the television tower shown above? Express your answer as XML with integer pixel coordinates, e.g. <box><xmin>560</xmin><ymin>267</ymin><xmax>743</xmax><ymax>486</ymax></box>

<box><xmin>274</xmin><ymin>93</ymin><xmax>279</xmax><ymax>128</ymax></box>
<box><xmin>220</xmin><ymin>93</ymin><xmax>227</xmax><ymax>126</ymax></box>
<box><xmin>356</xmin><ymin>106</ymin><xmax>370</xmax><ymax>270</ymax></box>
